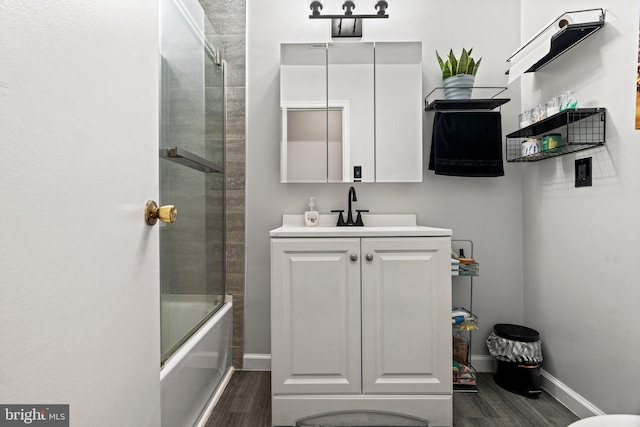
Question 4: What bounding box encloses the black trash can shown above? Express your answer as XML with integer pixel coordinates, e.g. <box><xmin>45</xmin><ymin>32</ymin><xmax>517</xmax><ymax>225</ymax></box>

<box><xmin>486</xmin><ymin>323</ymin><xmax>542</xmax><ymax>399</ymax></box>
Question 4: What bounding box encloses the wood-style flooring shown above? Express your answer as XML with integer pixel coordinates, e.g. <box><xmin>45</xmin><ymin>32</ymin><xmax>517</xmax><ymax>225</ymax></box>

<box><xmin>203</xmin><ymin>371</ymin><xmax>580</xmax><ymax>427</ymax></box>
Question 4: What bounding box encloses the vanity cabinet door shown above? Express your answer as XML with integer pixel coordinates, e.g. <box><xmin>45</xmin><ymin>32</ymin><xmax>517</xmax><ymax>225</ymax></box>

<box><xmin>361</xmin><ymin>237</ymin><xmax>452</xmax><ymax>394</ymax></box>
<box><xmin>271</xmin><ymin>238</ymin><xmax>362</xmax><ymax>395</ymax></box>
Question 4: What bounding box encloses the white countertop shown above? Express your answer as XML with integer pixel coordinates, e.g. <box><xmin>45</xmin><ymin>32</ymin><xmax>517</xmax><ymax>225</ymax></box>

<box><xmin>270</xmin><ymin>214</ymin><xmax>452</xmax><ymax>238</ymax></box>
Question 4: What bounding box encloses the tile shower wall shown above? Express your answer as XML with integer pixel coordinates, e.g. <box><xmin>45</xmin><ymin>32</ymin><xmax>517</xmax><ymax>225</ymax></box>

<box><xmin>200</xmin><ymin>0</ymin><xmax>246</xmax><ymax>368</ymax></box>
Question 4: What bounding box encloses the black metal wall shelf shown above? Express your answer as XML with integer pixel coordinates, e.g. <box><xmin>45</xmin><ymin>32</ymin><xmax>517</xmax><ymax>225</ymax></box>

<box><xmin>425</xmin><ymin>98</ymin><xmax>510</xmax><ymax>111</ymax></box>
<box><xmin>524</xmin><ymin>21</ymin><xmax>604</xmax><ymax>73</ymax></box>
<box><xmin>506</xmin><ymin>108</ymin><xmax>606</xmax><ymax>162</ymax></box>
<box><xmin>424</xmin><ymin>87</ymin><xmax>509</xmax><ymax>111</ymax></box>
<box><xmin>506</xmin><ymin>8</ymin><xmax>605</xmax><ymax>74</ymax></box>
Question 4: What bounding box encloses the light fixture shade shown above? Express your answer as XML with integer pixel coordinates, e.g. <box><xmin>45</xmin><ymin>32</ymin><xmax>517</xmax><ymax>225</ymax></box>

<box><xmin>340</xmin><ymin>0</ymin><xmax>356</xmax><ymax>16</ymax></box>
<box><xmin>373</xmin><ymin>0</ymin><xmax>389</xmax><ymax>15</ymax></box>
<box><xmin>309</xmin><ymin>0</ymin><xmax>323</xmax><ymax>16</ymax></box>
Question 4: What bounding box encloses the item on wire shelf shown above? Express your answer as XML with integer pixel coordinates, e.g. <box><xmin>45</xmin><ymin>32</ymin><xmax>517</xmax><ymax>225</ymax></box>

<box><xmin>559</xmin><ymin>90</ymin><xmax>579</xmax><ymax>111</ymax></box>
<box><xmin>452</xmin><ymin>307</ymin><xmax>478</xmax><ymax>330</ymax></box>
<box><xmin>452</xmin><ymin>309</ymin><xmax>468</xmax><ymax>324</ymax></box>
<box><xmin>452</xmin><ymin>360</ymin><xmax>476</xmax><ymax>385</ymax></box>
<box><xmin>521</xmin><ymin>138</ymin><xmax>541</xmax><ymax>157</ymax></box>
<box><xmin>451</xmin><ymin>258</ymin><xmax>461</xmax><ymax>275</ymax></box>
<box><xmin>546</xmin><ymin>97</ymin><xmax>560</xmax><ymax>116</ymax></box>
<box><xmin>542</xmin><ymin>134</ymin><xmax>562</xmax><ymax>152</ymax></box>
<box><xmin>456</xmin><ymin>248</ymin><xmax>475</xmax><ymax>264</ymax></box>
<box><xmin>458</xmin><ymin>262</ymin><xmax>479</xmax><ymax>276</ymax></box>
<box><xmin>453</xmin><ymin>333</ymin><xmax>469</xmax><ymax>364</ymax></box>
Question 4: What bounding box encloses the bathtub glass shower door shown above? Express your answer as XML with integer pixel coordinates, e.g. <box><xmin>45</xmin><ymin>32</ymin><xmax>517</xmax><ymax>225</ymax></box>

<box><xmin>159</xmin><ymin>0</ymin><xmax>226</xmax><ymax>364</ymax></box>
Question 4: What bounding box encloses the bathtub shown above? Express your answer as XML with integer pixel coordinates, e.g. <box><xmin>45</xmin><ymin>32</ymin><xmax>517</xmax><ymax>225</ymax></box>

<box><xmin>160</xmin><ymin>297</ymin><xmax>233</xmax><ymax>427</ymax></box>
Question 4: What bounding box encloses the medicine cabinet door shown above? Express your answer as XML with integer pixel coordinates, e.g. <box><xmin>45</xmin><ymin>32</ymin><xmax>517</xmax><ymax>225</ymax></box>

<box><xmin>280</xmin><ymin>43</ymin><xmax>329</xmax><ymax>183</ymax></box>
<box><xmin>375</xmin><ymin>42</ymin><xmax>423</xmax><ymax>182</ymax></box>
<box><xmin>327</xmin><ymin>42</ymin><xmax>375</xmax><ymax>182</ymax></box>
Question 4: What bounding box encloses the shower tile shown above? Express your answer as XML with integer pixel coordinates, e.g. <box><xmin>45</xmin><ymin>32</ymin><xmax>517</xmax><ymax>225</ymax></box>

<box><xmin>200</xmin><ymin>0</ymin><xmax>246</xmax><ymax>36</ymax></box>
<box><xmin>226</xmin><ymin>87</ymin><xmax>245</xmax><ymax>137</ymax></box>
<box><xmin>226</xmin><ymin>134</ymin><xmax>245</xmax><ymax>149</ymax></box>
<box><xmin>226</xmin><ymin>190</ymin><xmax>245</xmax><ymax>243</ymax></box>
<box><xmin>226</xmin><ymin>175</ymin><xmax>245</xmax><ymax>193</ymax></box>
<box><xmin>226</xmin><ymin>272</ymin><xmax>244</xmax><ymax>296</ymax></box>
<box><xmin>225</xmin><ymin>145</ymin><xmax>246</xmax><ymax>191</ymax></box>
<box><xmin>232</xmin><ymin>295</ymin><xmax>244</xmax><ymax>338</ymax></box>
<box><xmin>226</xmin><ymin>217</ymin><xmax>245</xmax><ymax>245</ymax></box>
<box><xmin>232</xmin><ymin>346</ymin><xmax>243</xmax><ymax>369</ymax></box>
<box><xmin>220</xmin><ymin>35</ymin><xmax>246</xmax><ymax>87</ymax></box>
<box><xmin>226</xmin><ymin>221</ymin><xmax>244</xmax><ymax>241</ymax></box>
<box><xmin>226</xmin><ymin>242</ymin><xmax>245</xmax><ymax>274</ymax></box>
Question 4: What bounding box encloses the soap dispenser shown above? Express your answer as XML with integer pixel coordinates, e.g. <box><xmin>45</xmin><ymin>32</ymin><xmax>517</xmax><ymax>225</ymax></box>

<box><xmin>304</xmin><ymin>197</ymin><xmax>319</xmax><ymax>227</ymax></box>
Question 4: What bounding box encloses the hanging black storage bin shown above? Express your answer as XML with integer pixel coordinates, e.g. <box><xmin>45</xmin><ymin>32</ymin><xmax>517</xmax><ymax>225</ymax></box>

<box><xmin>486</xmin><ymin>323</ymin><xmax>543</xmax><ymax>399</ymax></box>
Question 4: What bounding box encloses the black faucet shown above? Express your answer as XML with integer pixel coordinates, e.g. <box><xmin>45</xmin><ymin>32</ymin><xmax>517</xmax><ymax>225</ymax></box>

<box><xmin>347</xmin><ymin>186</ymin><xmax>357</xmax><ymax>225</ymax></box>
<box><xmin>331</xmin><ymin>186</ymin><xmax>368</xmax><ymax>227</ymax></box>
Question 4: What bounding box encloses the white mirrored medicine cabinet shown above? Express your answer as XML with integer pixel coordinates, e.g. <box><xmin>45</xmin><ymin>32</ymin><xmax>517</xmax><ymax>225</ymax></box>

<box><xmin>280</xmin><ymin>41</ymin><xmax>423</xmax><ymax>183</ymax></box>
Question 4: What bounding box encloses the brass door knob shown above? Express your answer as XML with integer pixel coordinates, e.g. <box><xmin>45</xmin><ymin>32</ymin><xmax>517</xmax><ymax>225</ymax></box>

<box><xmin>145</xmin><ymin>200</ymin><xmax>177</xmax><ymax>226</ymax></box>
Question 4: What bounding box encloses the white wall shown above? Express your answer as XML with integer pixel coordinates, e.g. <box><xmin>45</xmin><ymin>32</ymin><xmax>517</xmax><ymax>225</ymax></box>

<box><xmin>246</xmin><ymin>0</ymin><xmax>524</xmax><ymax>363</ymax></box>
<box><xmin>0</xmin><ymin>2</ymin><xmax>161</xmax><ymax>425</ymax></box>
<box><xmin>520</xmin><ymin>1</ymin><xmax>640</xmax><ymax>415</ymax></box>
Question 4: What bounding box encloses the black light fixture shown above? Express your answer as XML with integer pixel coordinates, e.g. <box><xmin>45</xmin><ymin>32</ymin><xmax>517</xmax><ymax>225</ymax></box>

<box><xmin>309</xmin><ymin>0</ymin><xmax>323</xmax><ymax>16</ymax></box>
<box><xmin>308</xmin><ymin>0</ymin><xmax>389</xmax><ymax>38</ymax></box>
<box><xmin>374</xmin><ymin>0</ymin><xmax>388</xmax><ymax>16</ymax></box>
<box><xmin>342</xmin><ymin>0</ymin><xmax>356</xmax><ymax>15</ymax></box>
<box><xmin>308</xmin><ymin>0</ymin><xmax>389</xmax><ymax>19</ymax></box>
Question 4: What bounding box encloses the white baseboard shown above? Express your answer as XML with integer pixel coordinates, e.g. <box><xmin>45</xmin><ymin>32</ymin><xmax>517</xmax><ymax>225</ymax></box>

<box><xmin>540</xmin><ymin>369</ymin><xmax>604</xmax><ymax>419</ymax></box>
<box><xmin>243</xmin><ymin>353</ymin><xmax>271</xmax><ymax>371</ymax></box>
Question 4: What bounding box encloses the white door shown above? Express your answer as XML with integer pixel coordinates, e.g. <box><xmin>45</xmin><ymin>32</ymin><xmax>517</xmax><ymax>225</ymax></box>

<box><xmin>361</xmin><ymin>237</ymin><xmax>452</xmax><ymax>394</ymax></box>
<box><xmin>271</xmin><ymin>238</ymin><xmax>362</xmax><ymax>395</ymax></box>
<box><xmin>0</xmin><ymin>2</ymin><xmax>162</xmax><ymax>426</ymax></box>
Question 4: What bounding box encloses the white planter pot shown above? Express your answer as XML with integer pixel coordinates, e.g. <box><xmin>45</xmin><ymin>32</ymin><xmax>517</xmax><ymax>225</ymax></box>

<box><xmin>443</xmin><ymin>74</ymin><xmax>475</xmax><ymax>100</ymax></box>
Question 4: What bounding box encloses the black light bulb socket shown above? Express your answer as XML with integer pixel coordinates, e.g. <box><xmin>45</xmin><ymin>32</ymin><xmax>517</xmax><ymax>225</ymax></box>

<box><xmin>310</xmin><ymin>0</ymin><xmax>323</xmax><ymax>16</ymax></box>
<box><xmin>342</xmin><ymin>0</ymin><xmax>356</xmax><ymax>16</ymax></box>
<box><xmin>375</xmin><ymin>0</ymin><xmax>388</xmax><ymax>15</ymax></box>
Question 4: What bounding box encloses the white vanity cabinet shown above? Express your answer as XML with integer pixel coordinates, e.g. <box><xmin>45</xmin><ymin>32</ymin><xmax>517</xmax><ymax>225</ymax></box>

<box><xmin>270</xmin><ymin>216</ymin><xmax>453</xmax><ymax>427</ymax></box>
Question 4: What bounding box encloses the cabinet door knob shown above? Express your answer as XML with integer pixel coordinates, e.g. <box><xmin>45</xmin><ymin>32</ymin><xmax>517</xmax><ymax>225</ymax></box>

<box><xmin>366</xmin><ymin>253</ymin><xmax>373</xmax><ymax>261</ymax></box>
<box><xmin>350</xmin><ymin>253</ymin><xmax>358</xmax><ymax>261</ymax></box>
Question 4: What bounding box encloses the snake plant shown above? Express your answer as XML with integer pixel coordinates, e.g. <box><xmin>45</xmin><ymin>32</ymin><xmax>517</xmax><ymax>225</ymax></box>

<box><xmin>436</xmin><ymin>48</ymin><xmax>482</xmax><ymax>80</ymax></box>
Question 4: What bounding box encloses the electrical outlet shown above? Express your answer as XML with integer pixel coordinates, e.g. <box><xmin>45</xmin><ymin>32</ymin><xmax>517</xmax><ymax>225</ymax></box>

<box><xmin>353</xmin><ymin>166</ymin><xmax>362</xmax><ymax>181</ymax></box>
<box><xmin>575</xmin><ymin>157</ymin><xmax>592</xmax><ymax>187</ymax></box>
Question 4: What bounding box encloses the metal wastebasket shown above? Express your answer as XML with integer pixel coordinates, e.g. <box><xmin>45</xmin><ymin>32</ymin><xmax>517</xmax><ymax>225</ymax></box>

<box><xmin>486</xmin><ymin>323</ymin><xmax>543</xmax><ymax>399</ymax></box>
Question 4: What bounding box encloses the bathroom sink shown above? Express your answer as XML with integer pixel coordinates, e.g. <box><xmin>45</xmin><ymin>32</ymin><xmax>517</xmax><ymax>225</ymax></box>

<box><xmin>270</xmin><ymin>214</ymin><xmax>452</xmax><ymax>238</ymax></box>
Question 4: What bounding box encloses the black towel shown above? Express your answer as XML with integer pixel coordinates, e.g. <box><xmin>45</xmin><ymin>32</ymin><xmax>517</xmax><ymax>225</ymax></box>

<box><xmin>429</xmin><ymin>111</ymin><xmax>504</xmax><ymax>177</ymax></box>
